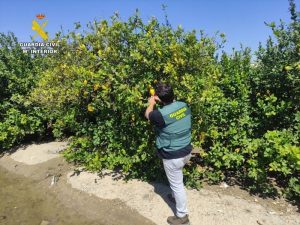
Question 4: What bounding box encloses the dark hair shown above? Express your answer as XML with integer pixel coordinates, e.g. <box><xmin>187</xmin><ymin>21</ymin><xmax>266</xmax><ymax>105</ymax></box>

<box><xmin>155</xmin><ymin>82</ymin><xmax>174</xmax><ymax>104</ymax></box>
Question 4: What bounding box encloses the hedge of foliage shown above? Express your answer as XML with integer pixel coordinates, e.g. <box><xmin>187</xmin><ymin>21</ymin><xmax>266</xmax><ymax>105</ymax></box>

<box><xmin>0</xmin><ymin>1</ymin><xmax>299</xmax><ymax>201</ymax></box>
<box><xmin>0</xmin><ymin>33</ymin><xmax>50</xmax><ymax>150</ymax></box>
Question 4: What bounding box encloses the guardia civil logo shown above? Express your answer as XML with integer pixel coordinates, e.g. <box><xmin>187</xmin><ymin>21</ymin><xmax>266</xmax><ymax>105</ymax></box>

<box><xmin>18</xmin><ymin>13</ymin><xmax>59</xmax><ymax>54</ymax></box>
<box><xmin>32</xmin><ymin>14</ymin><xmax>48</xmax><ymax>41</ymax></box>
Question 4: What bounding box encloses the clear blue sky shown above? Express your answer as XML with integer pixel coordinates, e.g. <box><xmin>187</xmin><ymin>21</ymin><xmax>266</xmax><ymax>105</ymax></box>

<box><xmin>0</xmin><ymin>0</ymin><xmax>298</xmax><ymax>53</ymax></box>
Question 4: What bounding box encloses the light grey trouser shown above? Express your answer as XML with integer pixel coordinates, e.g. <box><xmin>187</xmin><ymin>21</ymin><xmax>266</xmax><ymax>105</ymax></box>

<box><xmin>163</xmin><ymin>153</ymin><xmax>192</xmax><ymax>218</ymax></box>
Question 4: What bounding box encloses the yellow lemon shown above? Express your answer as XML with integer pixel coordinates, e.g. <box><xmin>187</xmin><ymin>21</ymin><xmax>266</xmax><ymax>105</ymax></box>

<box><xmin>284</xmin><ymin>66</ymin><xmax>293</xmax><ymax>71</ymax></box>
<box><xmin>149</xmin><ymin>88</ymin><xmax>155</xmax><ymax>96</ymax></box>
<box><xmin>94</xmin><ymin>83</ymin><xmax>100</xmax><ymax>91</ymax></box>
<box><xmin>87</xmin><ymin>104</ymin><xmax>94</xmax><ymax>112</ymax></box>
<box><xmin>83</xmin><ymin>91</ymin><xmax>88</xmax><ymax>97</ymax></box>
<box><xmin>83</xmin><ymin>80</ymin><xmax>88</xmax><ymax>85</ymax></box>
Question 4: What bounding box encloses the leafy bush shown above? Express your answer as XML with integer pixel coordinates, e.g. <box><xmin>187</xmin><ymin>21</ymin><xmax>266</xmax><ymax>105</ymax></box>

<box><xmin>247</xmin><ymin>0</ymin><xmax>300</xmax><ymax>198</ymax></box>
<box><xmin>198</xmin><ymin>1</ymin><xmax>300</xmax><ymax>200</ymax></box>
<box><xmin>0</xmin><ymin>33</ymin><xmax>49</xmax><ymax>150</ymax></box>
<box><xmin>31</xmin><ymin>13</ymin><xmax>222</xmax><ymax>180</ymax></box>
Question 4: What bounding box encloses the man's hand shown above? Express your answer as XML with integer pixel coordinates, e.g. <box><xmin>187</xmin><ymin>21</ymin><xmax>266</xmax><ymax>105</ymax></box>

<box><xmin>145</xmin><ymin>96</ymin><xmax>160</xmax><ymax>120</ymax></box>
<box><xmin>148</xmin><ymin>96</ymin><xmax>157</xmax><ymax>106</ymax></box>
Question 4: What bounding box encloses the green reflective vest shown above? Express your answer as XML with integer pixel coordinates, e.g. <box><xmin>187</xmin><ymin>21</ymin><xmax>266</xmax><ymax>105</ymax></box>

<box><xmin>155</xmin><ymin>101</ymin><xmax>191</xmax><ymax>151</ymax></box>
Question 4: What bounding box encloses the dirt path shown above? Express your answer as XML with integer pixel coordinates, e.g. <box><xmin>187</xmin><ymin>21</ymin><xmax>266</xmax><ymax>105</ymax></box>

<box><xmin>0</xmin><ymin>142</ymin><xmax>155</xmax><ymax>225</ymax></box>
<box><xmin>0</xmin><ymin>141</ymin><xmax>299</xmax><ymax>225</ymax></box>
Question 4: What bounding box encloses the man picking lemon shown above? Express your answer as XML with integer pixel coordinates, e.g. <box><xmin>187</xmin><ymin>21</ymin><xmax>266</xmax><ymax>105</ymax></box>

<box><xmin>145</xmin><ymin>82</ymin><xmax>192</xmax><ymax>225</ymax></box>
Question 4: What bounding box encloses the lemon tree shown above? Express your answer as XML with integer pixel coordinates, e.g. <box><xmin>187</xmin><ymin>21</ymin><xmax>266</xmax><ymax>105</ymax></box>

<box><xmin>30</xmin><ymin>13</ymin><xmax>220</xmax><ymax>180</ymax></box>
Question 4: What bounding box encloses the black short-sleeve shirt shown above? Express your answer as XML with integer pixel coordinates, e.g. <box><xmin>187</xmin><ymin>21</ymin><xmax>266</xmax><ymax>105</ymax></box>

<box><xmin>149</xmin><ymin>110</ymin><xmax>165</xmax><ymax>128</ymax></box>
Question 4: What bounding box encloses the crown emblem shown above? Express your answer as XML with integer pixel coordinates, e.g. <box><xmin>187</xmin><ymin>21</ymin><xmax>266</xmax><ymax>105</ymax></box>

<box><xmin>36</xmin><ymin>14</ymin><xmax>45</xmax><ymax>20</ymax></box>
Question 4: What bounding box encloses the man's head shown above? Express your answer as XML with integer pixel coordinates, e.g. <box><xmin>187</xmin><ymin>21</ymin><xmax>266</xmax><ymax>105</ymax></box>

<box><xmin>155</xmin><ymin>82</ymin><xmax>174</xmax><ymax>104</ymax></box>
